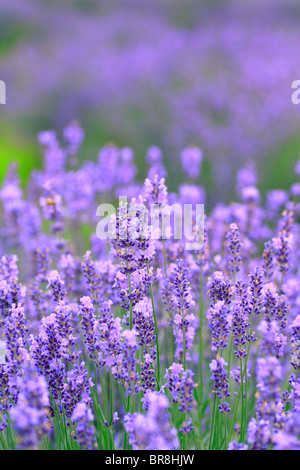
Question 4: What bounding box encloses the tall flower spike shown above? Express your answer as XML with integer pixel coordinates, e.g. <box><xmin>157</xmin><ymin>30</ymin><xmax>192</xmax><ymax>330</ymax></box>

<box><xmin>230</xmin><ymin>300</ymin><xmax>250</xmax><ymax>359</ymax></box>
<box><xmin>226</xmin><ymin>223</ymin><xmax>242</xmax><ymax>275</ymax></box>
<box><xmin>40</xmin><ymin>183</ymin><xmax>64</xmax><ymax>233</ymax></box>
<box><xmin>125</xmin><ymin>392</ymin><xmax>179</xmax><ymax>450</ymax></box>
<box><xmin>169</xmin><ymin>259</ymin><xmax>195</xmax><ymax>364</ymax></box>
<box><xmin>181</xmin><ymin>146</ymin><xmax>202</xmax><ymax>180</ymax></box>
<box><xmin>112</xmin><ymin>329</ymin><xmax>139</xmax><ymax>395</ymax></box>
<box><xmin>207</xmin><ymin>271</ymin><xmax>233</xmax><ymax>306</ymax></box>
<box><xmin>111</xmin><ymin>197</ymin><xmax>154</xmax><ymax>275</ymax></box>
<box><xmin>47</xmin><ymin>270</ymin><xmax>65</xmax><ymax>302</ymax></box>
<box><xmin>63</xmin><ymin>120</ymin><xmax>85</xmax><ymax>157</ymax></box>
<box><xmin>146</xmin><ymin>146</ymin><xmax>166</xmax><ymax>180</ymax></box>
<box><xmin>81</xmin><ymin>251</ymin><xmax>101</xmax><ymax>306</ymax></box>
<box><xmin>164</xmin><ymin>364</ymin><xmax>196</xmax><ymax>421</ymax></box>
<box><xmin>262</xmin><ymin>241</ymin><xmax>274</xmax><ymax>279</ymax></box>
<box><xmin>79</xmin><ymin>296</ymin><xmax>100</xmax><ymax>360</ymax></box>
<box><xmin>62</xmin><ymin>361</ymin><xmax>93</xmax><ymax>419</ymax></box>
<box><xmin>254</xmin><ymin>355</ymin><xmax>287</xmax><ymax>433</ymax></box>
<box><xmin>290</xmin><ymin>315</ymin><xmax>300</xmax><ymax>372</ymax></box>
<box><xmin>248</xmin><ymin>267</ymin><xmax>264</xmax><ymax>316</ymax></box>
<box><xmin>247</xmin><ymin>418</ymin><xmax>271</xmax><ymax>450</ymax></box>
<box><xmin>140</xmin><ymin>353</ymin><xmax>156</xmax><ymax>392</ymax></box>
<box><xmin>272</xmin><ymin>230</ymin><xmax>293</xmax><ymax>276</ymax></box>
<box><xmin>209</xmin><ymin>356</ymin><xmax>231</xmax><ymax>413</ymax></box>
<box><xmin>144</xmin><ymin>175</ymin><xmax>168</xmax><ymax>207</ymax></box>
<box><xmin>207</xmin><ymin>300</ymin><xmax>230</xmax><ymax>353</ymax></box>
<box><xmin>132</xmin><ymin>297</ymin><xmax>156</xmax><ymax>350</ymax></box>
<box><xmin>10</xmin><ymin>364</ymin><xmax>50</xmax><ymax>450</ymax></box>
<box><xmin>71</xmin><ymin>401</ymin><xmax>97</xmax><ymax>450</ymax></box>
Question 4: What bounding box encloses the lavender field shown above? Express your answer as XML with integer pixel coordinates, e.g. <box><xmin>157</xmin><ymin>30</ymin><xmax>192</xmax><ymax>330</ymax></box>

<box><xmin>1</xmin><ymin>0</ymin><xmax>300</xmax><ymax>452</ymax></box>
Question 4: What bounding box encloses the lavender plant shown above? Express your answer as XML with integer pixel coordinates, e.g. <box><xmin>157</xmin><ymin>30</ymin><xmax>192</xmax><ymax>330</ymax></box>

<box><xmin>1</xmin><ymin>123</ymin><xmax>300</xmax><ymax>452</ymax></box>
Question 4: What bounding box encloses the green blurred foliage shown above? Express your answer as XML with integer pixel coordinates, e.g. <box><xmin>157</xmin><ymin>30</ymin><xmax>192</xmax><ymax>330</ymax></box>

<box><xmin>0</xmin><ymin>119</ymin><xmax>40</xmax><ymax>187</ymax></box>
<box><xmin>0</xmin><ymin>0</ymin><xmax>299</xmax><ymax>201</ymax></box>
<box><xmin>1</xmin><ymin>108</ymin><xmax>300</xmax><ymax>206</ymax></box>
<box><xmin>258</xmin><ymin>135</ymin><xmax>300</xmax><ymax>197</ymax></box>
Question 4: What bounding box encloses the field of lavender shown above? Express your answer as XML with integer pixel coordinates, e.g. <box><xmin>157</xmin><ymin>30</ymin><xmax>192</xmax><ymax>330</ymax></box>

<box><xmin>0</xmin><ymin>121</ymin><xmax>300</xmax><ymax>451</ymax></box>
<box><xmin>2</xmin><ymin>0</ymin><xmax>300</xmax><ymax>454</ymax></box>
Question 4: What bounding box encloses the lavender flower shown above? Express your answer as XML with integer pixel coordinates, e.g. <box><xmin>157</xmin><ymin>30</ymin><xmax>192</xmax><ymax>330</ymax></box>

<box><xmin>40</xmin><ymin>183</ymin><xmax>64</xmax><ymax>233</ymax></box>
<box><xmin>290</xmin><ymin>315</ymin><xmax>300</xmax><ymax>372</ymax></box>
<box><xmin>226</xmin><ymin>223</ymin><xmax>242</xmax><ymax>275</ymax></box>
<box><xmin>125</xmin><ymin>392</ymin><xmax>179</xmax><ymax>450</ymax></box>
<box><xmin>247</xmin><ymin>418</ymin><xmax>271</xmax><ymax>450</ymax></box>
<box><xmin>112</xmin><ymin>329</ymin><xmax>139</xmax><ymax>395</ymax></box>
<box><xmin>207</xmin><ymin>300</ymin><xmax>230</xmax><ymax>353</ymax></box>
<box><xmin>47</xmin><ymin>270</ymin><xmax>65</xmax><ymax>302</ymax></box>
<box><xmin>230</xmin><ymin>300</ymin><xmax>250</xmax><ymax>359</ymax></box>
<box><xmin>207</xmin><ymin>271</ymin><xmax>233</xmax><ymax>306</ymax></box>
<box><xmin>209</xmin><ymin>356</ymin><xmax>231</xmax><ymax>413</ymax></box>
<box><xmin>272</xmin><ymin>232</ymin><xmax>293</xmax><ymax>275</ymax></box>
<box><xmin>169</xmin><ymin>259</ymin><xmax>195</xmax><ymax>363</ymax></box>
<box><xmin>10</xmin><ymin>364</ymin><xmax>50</xmax><ymax>449</ymax></box>
<box><xmin>71</xmin><ymin>402</ymin><xmax>97</xmax><ymax>450</ymax></box>
<box><xmin>181</xmin><ymin>147</ymin><xmax>202</xmax><ymax>179</ymax></box>
<box><xmin>79</xmin><ymin>296</ymin><xmax>100</xmax><ymax>360</ymax></box>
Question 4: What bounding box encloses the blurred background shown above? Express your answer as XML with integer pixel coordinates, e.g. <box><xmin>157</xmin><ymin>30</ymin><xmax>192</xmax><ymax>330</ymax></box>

<box><xmin>0</xmin><ymin>0</ymin><xmax>300</xmax><ymax>203</ymax></box>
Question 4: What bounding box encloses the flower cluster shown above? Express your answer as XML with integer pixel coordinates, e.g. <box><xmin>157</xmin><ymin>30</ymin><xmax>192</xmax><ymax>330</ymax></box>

<box><xmin>1</xmin><ymin>120</ymin><xmax>300</xmax><ymax>451</ymax></box>
<box><xmin>125</xmin><ymin>392</ymin><xmax>179</xmax><ymax>450</ymax></box>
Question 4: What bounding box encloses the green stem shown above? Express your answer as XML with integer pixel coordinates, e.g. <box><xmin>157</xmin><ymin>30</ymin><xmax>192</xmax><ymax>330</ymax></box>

<box><xmin>244</xmin><ymin>313</ymin><xmax>254</xmax><ymax>434</ymax></box>
<box><xmin>228</xmin><ymin>369</ymin><xmax>243</xmax><ymax>443</ymax></box>
<box><xmin>109</xmin><ymin>370</ymin><xmax>113</xmax><ymax>422</ymax></box>
<box><xmin>224</xmin><ymin>414</ymin><xmax>227</xmax><ymax>449</ymax></box>
<box><xmin>209</xmin><ymin>393</ymin><xmax>217</xmax><ymax>449</ymax></box>
<box><xmin>240</xmin><ymin>359</ymin><xmax>244</xmax><ymax>441</ymax></box>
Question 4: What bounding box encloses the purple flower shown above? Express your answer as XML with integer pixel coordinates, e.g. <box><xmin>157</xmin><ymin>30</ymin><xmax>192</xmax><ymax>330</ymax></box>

<box><xmin>272</xmin><ymin>232</ymin><xmax>293</xmax><ymax>275</ymax></box>
<box><xmin>112</xmin><ymin>328</ymin><xmax>139</xmax><ymax>395</ymax></box>
<box><xmin>230</xmin><ymin>300</ymin><xmax>250</xmax><ymax>359</ymax></box>
<box><xmin>144</xmin><ymin>175</ymin><xmax>168</xmax><ymax>207</ymax></box>
<box><xmin>290</xmin><ymin>315</ymin><xmax>300</xmax><ymax>371</ymax></box>
<box><xmin>40</xmin><ymin>183</ymin><xmax>64</xmax><ymax>233</ymax></box>
<box><xmin>47</xmin><ymin>270</ymin><xmax>65</xmax><ymax>302</ymax></box>
<box><xmin>207</xmin><ymin>271</ymin><xmax>233</xmax><ymax>306</ymax></box>
<box><xmin>208</xmin><ymin>300</ymin><xmax>230</xmax><ymax>353</ymax></box>
<box><xmin>209</xmin><ymin>356</ymin><xmax>231</xmax><ymax>412</ymax></box>
<box><xmin>125</xmin><ymin>392</ymin><xmax>179</xmax><ymax>450</ymax></box>
<box><xmin>63</xmin><ymin>120</ymin><xmax>85</xmax><ymax>157</ymax></box>
<box><xmin>181</xmin><ymin>147</ymin><xmax>202</xmax><ymax>179</ymax></box>
<box><xmin>10</xmin><ymin>364</ymin><xmax>50</xmax><ymax>449</ymax></box>
<box><xmin>226</xmin><ymin>223</ymin><xmax>242</xmax><ymax>274</ymax></box>
<box><xmin>71</xmin><ymin>401</ymin><xmax>97</xmax><ymax>450</ymax></box>
<box><xmin>228</xmin><ymin>441</ymin><xmax>248</xmax><ymax>450</ymax></box>
<box><xmin>79</xmin><ymin>296</ymin><xmax>100</xmax><ymax>360</ymax></box>
<box><xmin>247</xmin><ymin>418</ymin><xmax>271</xmax><ymax>450</ymax></box>
<box><xmin>169</xmin><ymin>259</ymin><xmax>195</xmax><ymax>363</ymax></box>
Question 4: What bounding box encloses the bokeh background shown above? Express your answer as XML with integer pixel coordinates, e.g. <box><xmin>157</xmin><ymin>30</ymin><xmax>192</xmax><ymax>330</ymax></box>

<box><xmin>1</xmin><ymin>0</ymin><xmax>300</xmax><ymax>204</ymax></box>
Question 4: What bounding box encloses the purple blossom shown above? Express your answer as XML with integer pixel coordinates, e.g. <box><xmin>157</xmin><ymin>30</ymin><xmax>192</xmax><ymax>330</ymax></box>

<box><xmin>209</xmin><ymin>356</ymin><xmax>231</xmax><ymax>412</ymax></box>
<box><xmin>10</xmin><ymin>364</ymin><xmax>50</xmax><ymax>449</ymax></box>
<box><xmin>71</xmin><ymin>401</ymin><xmax>97</xmax><ymax>450</ymax></box>
<box><xmin>181</xmin><ymin>147</ymin><xmax>202</xmax><ymax>179</ymax></box>
<box><xmin>125</xmin><ymin>392</ymin><xmax>179</xmax><ymax>450</ymax></box>
<box><xmin>207</xmin><ymin>300</ymin><xmax>230</xmax><ymax>353</ymax></box>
